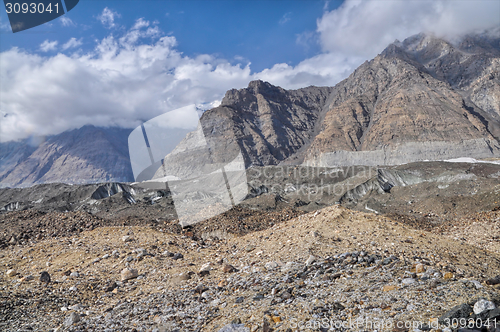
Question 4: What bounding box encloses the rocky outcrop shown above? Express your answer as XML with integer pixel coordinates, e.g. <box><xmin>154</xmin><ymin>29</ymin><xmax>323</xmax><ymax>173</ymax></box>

<box><xmin>155</xmin><ymin>31</ymin><xmax>500</xmax><ymax>176</ymax></box>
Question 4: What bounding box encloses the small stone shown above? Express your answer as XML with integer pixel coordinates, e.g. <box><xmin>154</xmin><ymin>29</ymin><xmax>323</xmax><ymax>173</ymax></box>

<box><xmin>402</xmin><ymin>278</ymin><xmax>416</xmax><ymax>285</ymax></box>
<box><xmin>235</xmin><ymin>297</ymin><xmax>244</xmax><ymax>303</ymax></box>
<box><xmin>122</xmin><ymin>235</ymin><xmax>133</xmax><ymax>242</ymax></box>
<box><xmin>485</xmin><ymin>275</ymin><xmax>500</xmax><ymax>285</ymax></box>
<box><xmin>172</xmin><ymin>272</ymin><xmax>191</xmax><ymax>283</ymax></box>
<box><xmin>443</xmin><ymin>272</ymin><xmax>454</xmax><ymax>280</ymax></box>
<box><xmin>19</xmin><ymin>275</ymin><xmax>34</xmax><ymax>283</ymax></box>
<box><xmin>198</xmin><ymin>270</ymin><xmax>210</xmax><ymax>277</ymax></box>
<box><xmin>265</xmin><ymin>261</ymin><xmax>278</xmax><ymax>270</ymax></box>
<box><xmin>104</xmin><ymin>281</ymin><xmax>117</xmax><ymax>292</ymax></box>
<box><xmin>173</xmin><ymin>253</ymin><xmax>183</xmax><ymax>260</ymax></box>
<box><xmin>199</xmin><ymin>262</ymin><xmax>212</xmax><ymax>272</ymax></box>
<box><xmin>222</xmin><ymin>264</ymin><xmax>236</xmax><ymax>273</ymax></box>
<box><xmin>68</xmin><ymin>304</ymin><xmax>82</xmax><ymax>311</ymax></box>
<box><xmin>383</xmin><ymin>285</ymin><xmax>398</xmax><ymax>292</ymax></box>
<box><xmin>306</xmin><ymin>255</ymin><xmax>316</xmax><ymax>266</ymax></box>
<box><xmin>271</xmin><ymin>316</ymin><xmax>281</xmax><ymax>323</ymax></box>
<box><xmin>70</xmin><ymin>272</ymin><xmax>79</xmax><ymax>278</ymax></box>
<box><xmin>40</xmin><ymin>271</ymin><xmax>51</xmax><ymax>283</ymax></box>
<box><xmin>121</xmin><ymin>268</ymin><xmax>138</xmax><ymax>281</ymax></box>
<box><xmin>6</xmin><ymin>269</ymin><xmax>16</xmax><ymax>278</ymax></box>
<box><xmin>245</xmin><ymin>245</ymin><xmax>256</xmax><ymax>252</ymax></box>
<box><xmin>69</xmin><ymin>286</ymin><xmax>77</xmax><ymax>292</ymax></box>
<box><xmin>470</xmin><ymin>280</ymin><xmax>483</xmax><ymax>289</ymax></box>
<box><xmin>473</xmin><ymin>299</ymin><xmax>496</xmax><ymax>315</ymax></box>
<box><xmin>281</xmin><ymin>291</ymin><xmax>291</xmax><ymax>299</ymax></box>
<box><xmin>63</xmin><ymin>312</ymin><xmax>80</xmax><ymax>327</ymax></box>
<box><xmin>415</xmin><ymin>263</ymin><xmax>425</xmax><ymax>273</ymax></box>
<box><xmin>218</xmin><ymin>323</ymin><xmax>249</xmax><ymax>332</ymax></box>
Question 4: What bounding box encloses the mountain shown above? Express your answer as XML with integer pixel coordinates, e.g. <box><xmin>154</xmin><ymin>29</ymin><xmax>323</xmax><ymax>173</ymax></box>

<box><xmin>0</xmin><ymin>125</ymin><xmax>134</xmax><ymax>187</ymax></box>
<box><xmin>155</xmin><ymin>30</ymin><xmax>500</xmax><ymax>177</ymax></box>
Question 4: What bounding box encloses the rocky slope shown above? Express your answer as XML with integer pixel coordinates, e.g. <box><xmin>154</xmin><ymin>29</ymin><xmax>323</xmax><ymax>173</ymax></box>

<box><xmin>0</xmin><ymin>126</ymin><xmax>134</xmax><ymax>188</ymax></box>
<box><xmin>155</xmin><ymin>31</ymin><xmax>500</xmax><ymax>177</ymax></box>
<box><xmin>1</xmin><ymin>205</ymin><xmax>500</xmax><ymax>331</ymax></box>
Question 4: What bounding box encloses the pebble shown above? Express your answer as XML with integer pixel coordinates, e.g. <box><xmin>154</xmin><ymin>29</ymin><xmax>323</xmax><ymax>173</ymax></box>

<box><xmin>63</xmin><ymin>312</ymin><xmax>80</xmax><ymax>327</ymax></box>
<box><xmin>40</xmin><ymin>271</ymin><xmax>51</xmax><ymax>283</ymax></box>
<box><xmin>383</xmin><ymin>285</ymin><xmax>397</xmax><ymax>292</ymax></box>
<box><xmin>173</xmin><ymin>253</ymin><xmax>183</xmax><ymax>260</ymax></box>
<box><xmin>443</xmin><ymin>272</ymin><xmax>454</xmax><ymax>280</ymax></box>
<box><xmin>6</xmin><ymin>269</ymin><xmax>16</xmax><ymax>278</ymax></box>
<box><xmin>68</xmin><ymin>304</ymin><xmax>82</xmax><ymax>311</ymax></box>
<box><xmin>470</xmin><ymin>280</ymin><xmax>483</xmax><ymax>289</ymax></box>
<box><xmin>473</xmin><ymin>299</ymin><xmax>496</xmax><ymax>315</ymax></box>
<box><xmin>415</xmin><ymin>263</ymin><xmax>425</xmax><ymax>273</ymax></box>
<box><xmin>218</xmin><ymin>324</ymin><xmax>250</xmax><ymax>332</ymax></box>
<box><xmin>486</xmin><ymin>275</ymin><xmax>500</xmax><ymax>285</ymax></box>
<box><xmin>402</xmin><ymin>278</ymin><xmax>416</xmax><ymax>285</ymax></box>
<box><xmin>120</xmin><ymin>268</ymin><xmax>139</xmax><ymax>281</ymax></box>
<box><xmin>70</xmin><ymin>272</ymin><xmax>79</xmax><ymax>278</ymax></box>
<box><xmin>222</xmin><ymin>264</ymin><xmax>236</xmax><ymax>273</ymax></box>
<box><xmin>265</xmin><ymin>261</ymin><xmax>278</xmax><ymax>270</ymax></box>
<box><xmin>199</xmin><ymin>262</ymin><xmax>212</xmax><ymax>272</ymax></box>
<box><xmin>305</xmin><ymin>255</ymin><xmax>316</xmax><ymax>266</ymax></box>
<box><xmin>122</xmin><ymin>235</ymin><xmax>133</xmax><ymax>242</ymax></box>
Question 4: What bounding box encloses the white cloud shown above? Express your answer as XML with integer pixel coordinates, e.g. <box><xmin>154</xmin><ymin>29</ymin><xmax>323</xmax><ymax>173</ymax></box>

<box><xmin>317</xmin><ymin>0</ymin><xmax>500</xmax><ymax>59</ymax></box>
<box><xmin>62</xmin><ymin>38</ymin><xmax>82</xmax><ymax>50</ymax></box>
<box><xmin>60</xmin><ymin>16</ymin><xmax>75</xmax><ymax>27</ymax></box>
<box><xmin>279</xmin><ymin>12</ymin><xmax>292</xmax><ymax>25</ymax></box>
<box><xmin>39</xmin><ymin>40</ymin><xmax>58</xmax><ymax>52</ymax></box>
<box><xmin>2</xmin><ymin>2</ymin><xmax>499</xmax><ymax>142</ymax></box>
<box><xmin>97</xmin><ymin>7</ymin><xmax>120</xmax><ymax>29</ymax></box>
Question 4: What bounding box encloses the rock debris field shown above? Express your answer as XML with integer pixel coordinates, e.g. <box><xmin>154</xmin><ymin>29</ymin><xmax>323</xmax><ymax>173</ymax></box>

<box><xmin>1</xmin><ymin>205</ymin><xmax>500</xmax><ymax>332</ymax></box>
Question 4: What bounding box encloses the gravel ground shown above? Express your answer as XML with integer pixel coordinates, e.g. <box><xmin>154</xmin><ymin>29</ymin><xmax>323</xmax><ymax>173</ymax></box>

<box><xmin>1</xmin><ymin>205</ymin><xmax>500</xmax><ymax>332</ymax></box>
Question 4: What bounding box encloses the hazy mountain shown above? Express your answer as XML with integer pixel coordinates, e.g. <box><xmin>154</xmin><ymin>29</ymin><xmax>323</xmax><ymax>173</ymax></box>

<box><xmin>0</xmin><ymin>125</ymin><xmax>134</xmax><ymax>187</ymax></box>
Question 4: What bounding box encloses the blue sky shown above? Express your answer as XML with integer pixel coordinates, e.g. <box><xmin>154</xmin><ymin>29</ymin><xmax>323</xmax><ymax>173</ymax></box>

<box><xmin>0</xmin><ymin>0</ymin><xmax>332</xmax><ymax>72</ymax></box>
<box><xmin>0</xmin><ymin>0</ymin><xmax>498</xmax><ymax>142</ymax></box>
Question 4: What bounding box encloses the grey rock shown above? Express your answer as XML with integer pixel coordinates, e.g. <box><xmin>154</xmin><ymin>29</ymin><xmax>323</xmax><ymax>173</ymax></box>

<box><xmin>439</xmin><ymin>304</ymin><xmax>473</xmax><ymax>324</ymax></box>
<box><xmin>63</xmin><ymin>312</ymin><xmax>80</xmax><ymax>327</ymax></box>
<box><xmin>218</xmin><ymin>324</ymin><xmax>249</xmax><ymax>332</ymax></box>
<box><xmin>473</xmin><ymin>299</ymin><xmax>496</xmax><ymax>315</ymax></box>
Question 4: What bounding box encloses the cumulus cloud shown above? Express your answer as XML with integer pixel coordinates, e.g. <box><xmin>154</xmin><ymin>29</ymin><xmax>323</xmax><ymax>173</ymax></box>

<box><xmin>62</xmin><ymin>38</ymin><xmax>82</xmax><ymax>50</ymax></box>
<box><xmin>39</xmin><ymin>40</ymin><xmax>58</xmax><ymax>52</ymax></box>
<box><xmin>317</xmin><ymin>0</ymin><xmax>500</xmax><ymax>59</ymax></box>
<box><xmin>97</xmin><ymin>7</ymin><xmax>120</xmax><ymax>29</ymax></box>
<box><xmin>1</xmin><ymin>1</ymin><xmax>499</xmax><ymax>142</ymax></box>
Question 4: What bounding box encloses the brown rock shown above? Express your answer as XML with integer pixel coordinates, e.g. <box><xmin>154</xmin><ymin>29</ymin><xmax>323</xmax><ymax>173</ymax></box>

<box><xmin>383</xmin><ymin>285</ymin><xmax>398</xmax><ymax>292</ymax></box>
<box><xmin>120</xmin><ymin>268</ymin><xmax>138</xmax><ymax>281</ymax></box>
<box><xmin>222</xmin><ymin>264</ymin><xmax>236</xmax><ymax>273</ymax></box>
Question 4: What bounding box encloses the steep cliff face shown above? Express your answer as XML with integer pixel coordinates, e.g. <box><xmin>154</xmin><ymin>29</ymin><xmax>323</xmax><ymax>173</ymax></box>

<box><xmin>0</xmin><ymin>126</ymin><xmax>134</xmax><ymax>187</ymax></box>
<box><xmin>303</xmin><ymin>32</ymin><xmax>500</xmax><ymax>164</ymax></box>
<box><xmin>154</xmin><ymin>81</ymin><xmax>332</xmax><ymax>179</ymax></box>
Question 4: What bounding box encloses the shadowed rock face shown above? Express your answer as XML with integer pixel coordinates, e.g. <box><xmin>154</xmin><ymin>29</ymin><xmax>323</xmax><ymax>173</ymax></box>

<box><xmin>157</xmin><ymin>31</ymin><xmax>500</xmax><ymax>175</ymax></box>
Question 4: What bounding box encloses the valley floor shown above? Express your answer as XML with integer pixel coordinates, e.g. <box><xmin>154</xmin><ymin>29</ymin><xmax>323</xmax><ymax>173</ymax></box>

<box><xmin>1</xmin><ymin>205</ymin><xmax>500</xmax><ymax>332</ymax></box>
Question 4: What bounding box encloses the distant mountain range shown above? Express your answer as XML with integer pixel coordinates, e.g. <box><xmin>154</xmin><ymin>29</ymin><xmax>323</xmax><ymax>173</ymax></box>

<box><xmin>1</xmin><ymin>31</ymin><xmax>499</xmax><ymax>187</ymax></box>
<box><xmin>0</xmin><ymin>126</ymin><xmax>133</xmax><ymax>187</ymax></box>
